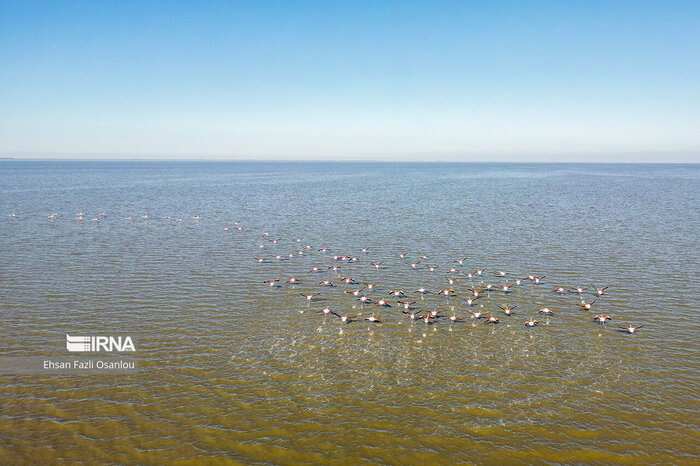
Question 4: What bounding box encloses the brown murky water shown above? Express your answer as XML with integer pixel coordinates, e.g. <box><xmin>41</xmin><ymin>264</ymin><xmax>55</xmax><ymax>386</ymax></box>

<box><xmin>1</xmin><ymin>161</ymin><xmax>698</xmax><ymax>463</ymax></box>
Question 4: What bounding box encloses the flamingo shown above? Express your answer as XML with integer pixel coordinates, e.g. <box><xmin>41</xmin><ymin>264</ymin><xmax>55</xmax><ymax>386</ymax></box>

<box><xmin>618</xmin><ymin>324</ymin><xmax>643</xmax><ymax>334</ymax></box>
<box><xmin>300</xmin><ymin>294</ymin><xmax>318</xmax><ymax>303</ymax></box>
<box><xmin>525</xmin><ymin>319</ymin><xmax>539</xmax><ymax>327</ymax></box>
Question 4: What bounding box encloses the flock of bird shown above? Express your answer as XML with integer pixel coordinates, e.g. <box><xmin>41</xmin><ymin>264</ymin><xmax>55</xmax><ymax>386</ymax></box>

<box><xmin>7</xmin><ymin>212</ymin><xmax>644</xmax><ymax>334</ymax></box>
<box><xmin>8</xmin><ymin>212</ymin><xmax>197</xmax><ymax>223</ymax></box>
<box><xmin>235</xmin><ymin>225</ymin><xmax>642</xmax><ymax>334</ymax></box>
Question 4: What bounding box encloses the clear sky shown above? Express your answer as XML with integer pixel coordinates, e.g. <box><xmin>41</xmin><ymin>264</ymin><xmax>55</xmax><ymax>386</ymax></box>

<box><xmin>1</xmin><ymin>0</ymin><xmax>698</xmax><ymax>161</ymax></box>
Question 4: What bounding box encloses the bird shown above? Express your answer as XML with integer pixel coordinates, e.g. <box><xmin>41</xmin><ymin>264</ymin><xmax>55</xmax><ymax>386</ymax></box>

<box><xmin>375</xmin><ymin>299</ymin><xmax>391</xmax><ymax>307</ymax></box>
<box><xmin>333</xmin><ymin>312</ymin><xmax>357</xmax><ymax>323</ymax></box>
<box><xmin>499</xmin><ymin>305</ymin><xmax>516</xmax><ymax>315</ymax></box>
<box><xmin>286</xmin><ymin>277</ymin><xmax>301</xmax><ymax>284</ymax></box>
<box><xmin>572</xmin><ymin>287</ymin><xmax>587</xmax><ymax>294</ymax></box>
<box><xmin>309</xmin><ymin>267</ymin><xmax>322</xmax><ymax>272</ymax></box>
<box><xmin>539</xmin><ymin>308</ymin><xmax>554</xmax><ymax>316</ymax></box>
<box><xmin>447</xmin><ymin>314</ymin><xmax>464</xmax><ymax>322</ymax></box>
<box><xmin>437</xmin><ymin>289</ymin><xmax>454</xmax><ymax>296</ymax></box>
<box><xmin>254</xmin><ymin>257</ymin><xmax>267</xmax><ymax>263</ymax></box>
<box><xmin>470</xmin><ymin>311</ymin><xmax>487</xmax><ymax>319</ymax></box>
<box><xmin>500</xmin><ymin>284</ymin><xmax>513</xmax><ymax>293</ymax></box>
<box><xmin>372</xmin><ymin>262</ymin><xmax>383</xmax><ymax>269</ymax></box>
<box><xmin>345</xmin><ymin>288</ymin><xmax>365</xmax><ymax>297</ymax></box>
<box><xmin>357</xmin><ymin>295</ymin><xmax>372</xmax><ymax>304</ymax></box>
<box><xmin>462</xmin><ymin>297</ymin><xmax>479</xmax><ymax>306</ymax></box>
<box><xmin>454</xmin><ymin>258</ymin><xmax>468</xmax><ymax>265</ymax></box>
<box><xmin>525</xmin><ymin>319</ymin><xmax>539</xmax><ymax>327</ymax></box>
<box><xmin>553</xmin><ymin>287</ymin><xmax>567</xmax><ymax>294</ymax></box>
<box><xmin>398</xmin><ymin>301</ymin><xmax>416</xmax><ymax>310</ymax></box>
<box><xmin>618</xmin><ymin>324</ymin><xmax>643</xmax><ymax>334</ymax></box>
<box><xmin>485</xmin><ymin>316</ymin><xmax>499</xmax><ymax>324</ymax></box>
<box><xmin>319</xmin><ymin>280</ymin><xmax>334</xmax><ymax>287</ymax></box>
<box><xmin>416</xmin><ymin>287</ymin><xmax>430</xmax><ymax>295</ymax></box>
<box><xmin>410</xmin><ymin>262</ymin><xmax>420</xmax><ymax>269</ymax></box>
<box><xmin>389</xmin><ymin>290</ymin><xmax>405</xmax><ymax>297</ymax></box>
<box><xmin>580</xmin><ymin>300</ymin><xmax>596</xmax><ymax>310</ymax></box>
<box><xmin>264</xmin><ymin>279</ymin><xmax>279</xmax><ymax>287</ymax></box>
<box><xmin>403</xmin><ymin>310</ymin><xmax>420</xmax><ymax>320</ymax></box>
<box><xmin>300</xmin><ymin>293</ymin><xmax>318</xmax><ymax>303</ymax></box>
<box><xmin>365</xmin><ymin>315</ymin><xmax>382</xmax><ymax>323</ymax></box>
<box><xmin>594</xmin><ymin>286</ymin><xmax>609</xmax><ymax>296</ymax></box>
<box><xmin>427</xmin><ymin>265</ymin><xmax>438</xmax><ymax>272</ymax></box>
<box><xmin>318</xmin><ymin>307</ymin><xmax>334</xmax><ymax>315</ymax></box>
<box><xmin>593</xmin><ymin>315</ymin><xmax>612</xmax><ymax>323</ymax></box>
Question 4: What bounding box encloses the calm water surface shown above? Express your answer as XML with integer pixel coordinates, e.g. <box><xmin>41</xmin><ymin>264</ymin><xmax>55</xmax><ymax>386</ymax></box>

<box><xmin>1</xmin><ymin>161</ymin><xmax>699</xmax><ymax>464</ymax></box>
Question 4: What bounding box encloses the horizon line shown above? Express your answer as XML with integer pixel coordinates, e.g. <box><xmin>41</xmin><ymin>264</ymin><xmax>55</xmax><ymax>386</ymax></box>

<box><xmin>1</xmin><ymin>157</ymin><xmax>698</xmax><ymax>164</ymax></box>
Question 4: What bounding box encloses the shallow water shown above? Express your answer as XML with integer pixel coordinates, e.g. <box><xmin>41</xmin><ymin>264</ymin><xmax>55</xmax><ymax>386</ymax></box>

<box><xmin>1</xmin><ymin>161</ymin><xmax>699</xmax><ymax>463</ymax></box>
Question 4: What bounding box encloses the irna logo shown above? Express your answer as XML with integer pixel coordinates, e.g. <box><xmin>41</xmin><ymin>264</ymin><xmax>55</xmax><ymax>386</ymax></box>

<box><xmin>66</xmin><ymin>335</ymin><xmax>136</xmax><ymax>352</ymax></box>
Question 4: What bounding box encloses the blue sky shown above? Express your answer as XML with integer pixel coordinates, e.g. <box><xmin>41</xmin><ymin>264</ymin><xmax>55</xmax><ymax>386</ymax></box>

<box><xmin>1</xmin><ymin>0</ymin><xmax>698</xmax><ymax>161</ymax></box>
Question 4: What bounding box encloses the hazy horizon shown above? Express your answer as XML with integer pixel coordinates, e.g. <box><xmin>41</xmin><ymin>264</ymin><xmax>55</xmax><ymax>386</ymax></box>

<box><xmin>2</xmin><ymin>154</ymin><xmax>698</xmax><ymax>163</ymax></box>
<box><xmin>2</xmin><ymin>1</ymin><xmax>699</xmax><ymax>162</ymax></box>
